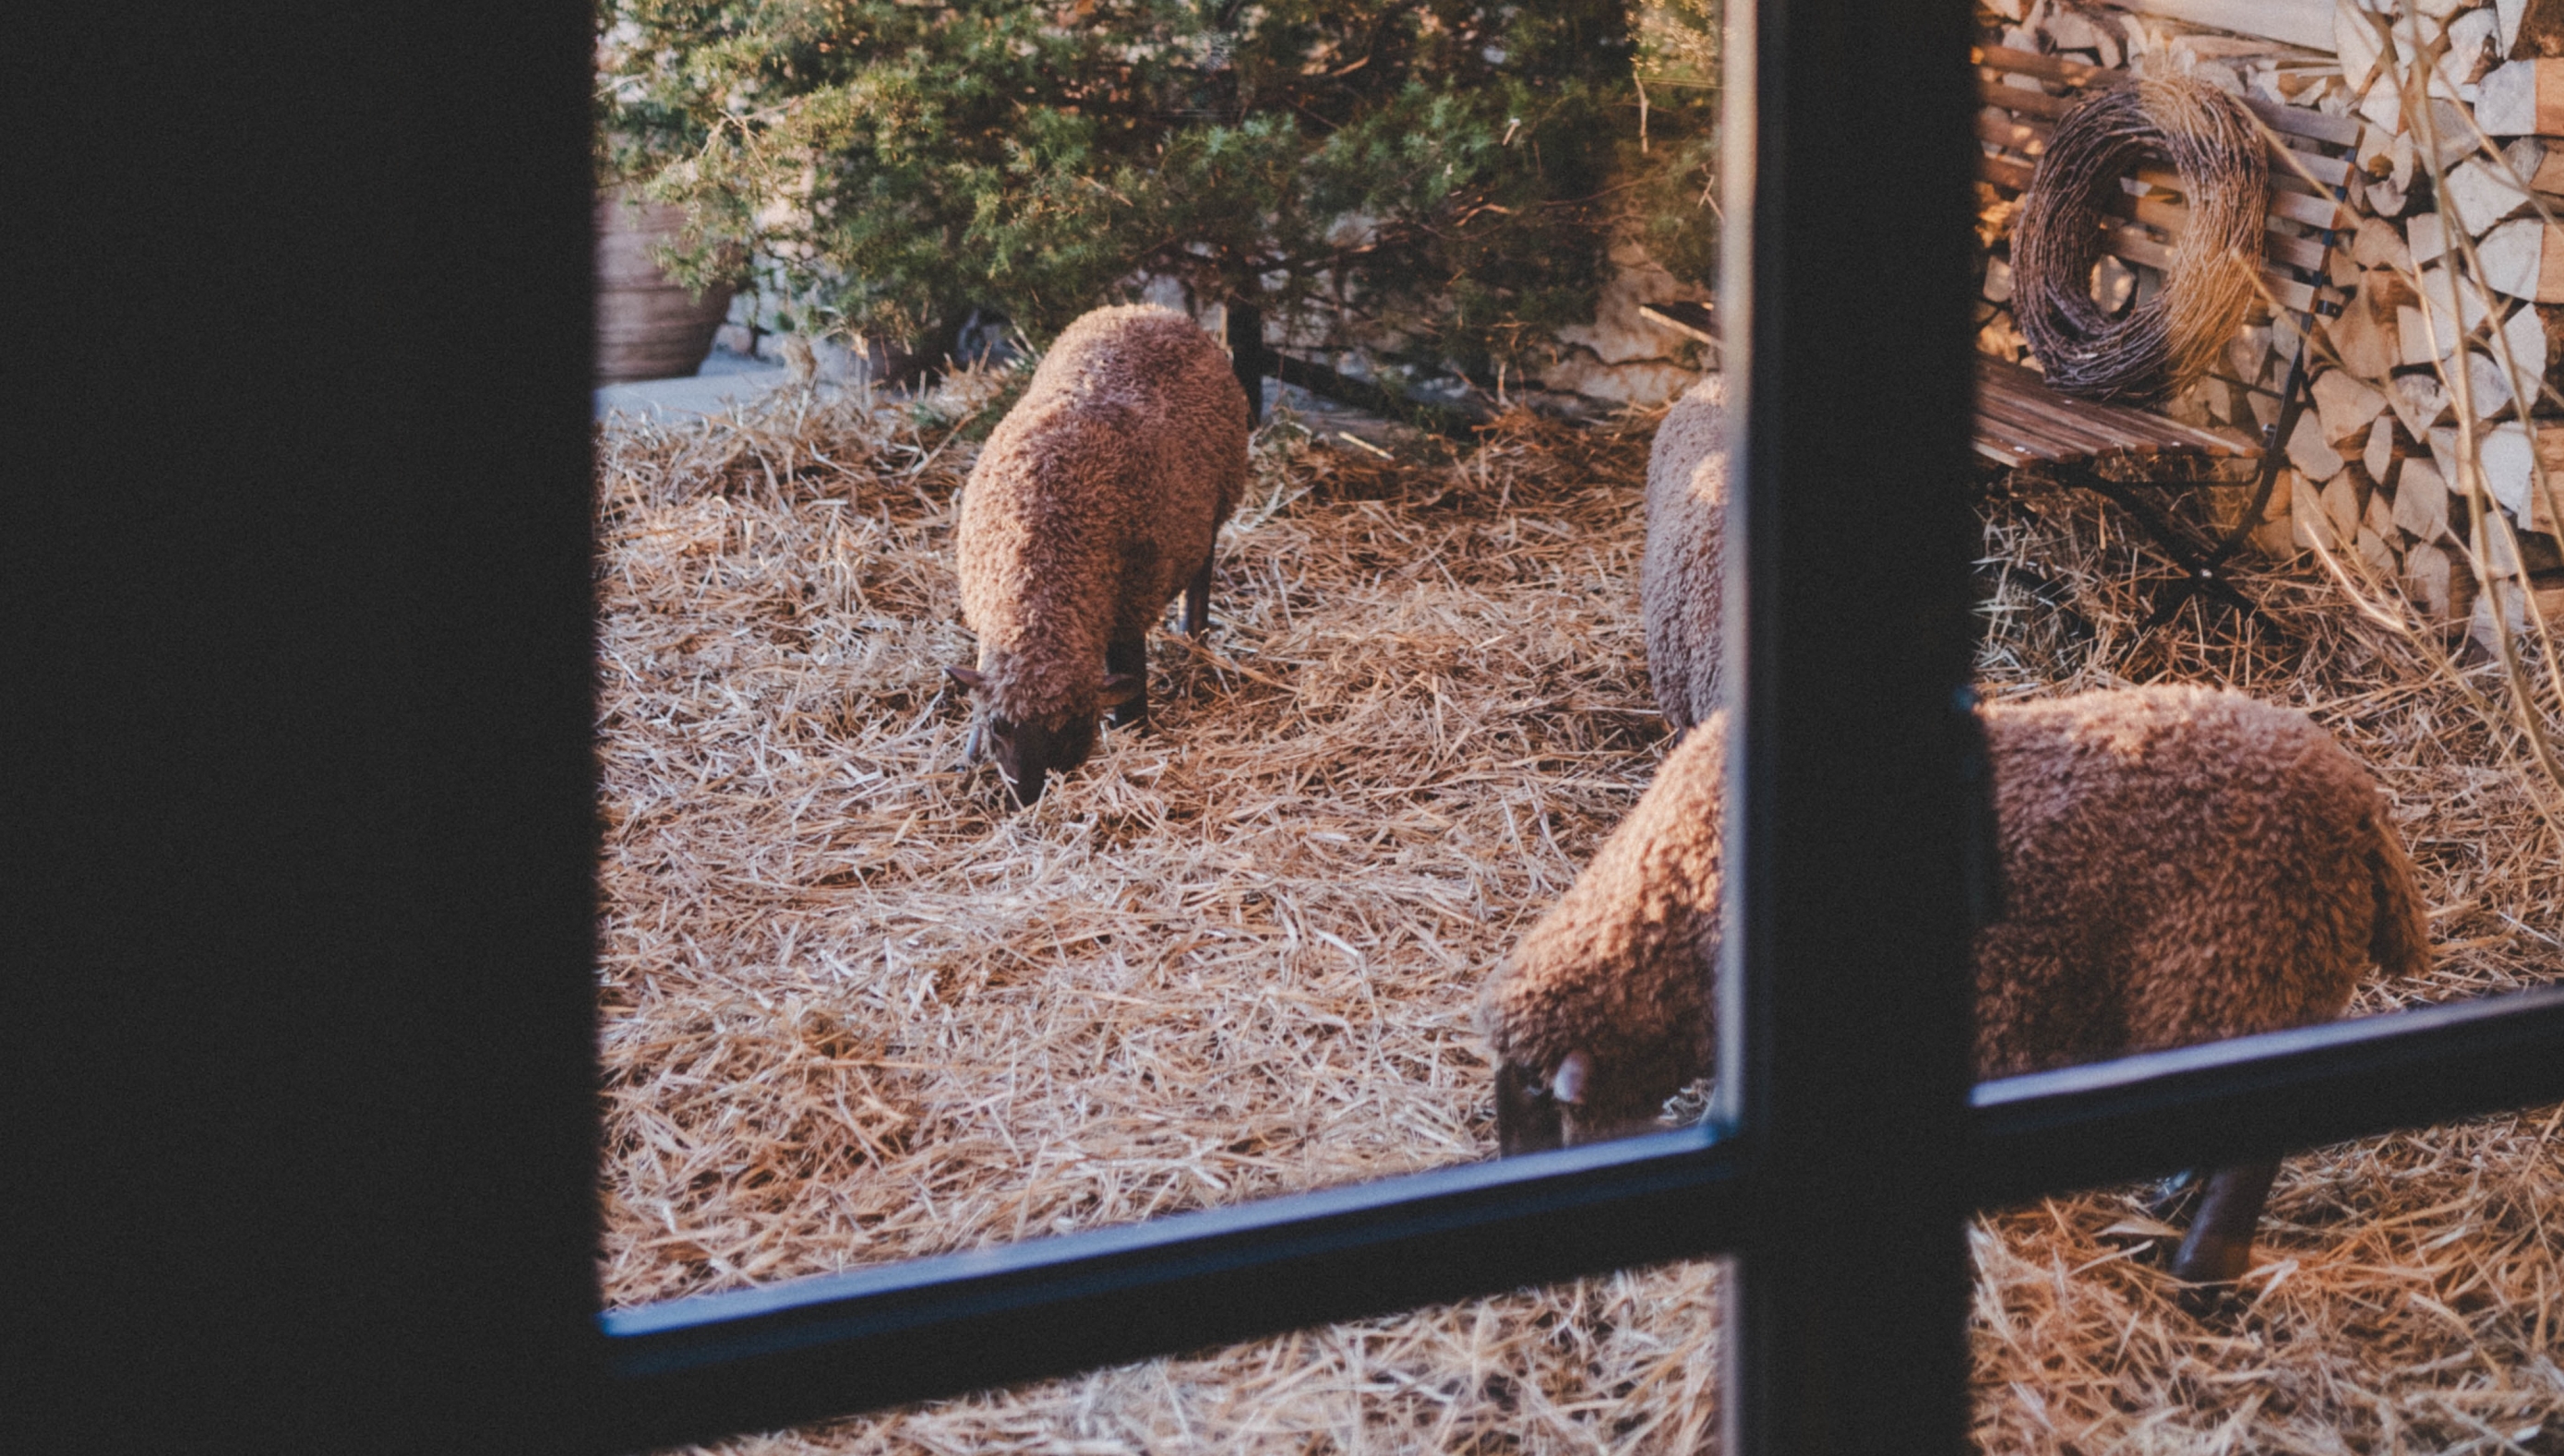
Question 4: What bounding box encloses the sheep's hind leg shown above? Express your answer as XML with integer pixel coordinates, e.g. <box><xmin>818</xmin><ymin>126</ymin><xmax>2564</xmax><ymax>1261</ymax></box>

<box><xmin>1180</xmin><ymin>556</ymin><xmax>1213</xmax><ymax>639</ymax></box>
<box><xmin>2168</xmin><ymin>1157</ymin><xmax>2280</xmax><ymax>1295</ymax></box>
<box><xmin>1106</xmin><ymin>630</ymin><xmax>1149</xmax><ymax>730</ymax></box>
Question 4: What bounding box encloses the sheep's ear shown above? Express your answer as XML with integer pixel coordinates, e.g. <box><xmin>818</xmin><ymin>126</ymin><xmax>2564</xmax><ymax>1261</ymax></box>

<box><xmin>1098</xmin><ymin>673</ymin><xmax>1144</xmax><ymax>708</ymax></box>
<box><xmin>945</xmin><ymin>664</ymin><xmax>988</xmax><ymax>692</ymax></box>
<box><xmin>1551</xmin><ymin>1050</ymin><xmax>1592</xmax><ymax>1106</ymax></box>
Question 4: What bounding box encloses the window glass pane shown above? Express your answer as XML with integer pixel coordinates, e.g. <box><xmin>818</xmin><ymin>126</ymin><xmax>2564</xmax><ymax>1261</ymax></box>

<box><xmin>593</xmin><ymin>0</ymin><xmax>1739</xmax><ymax>1319</ymax></box>
<box><xmin>1968</xmin><ymin>3</ymin><xmax>2564</xmax><ymax>1064</ymax></box>
<box><xmin>1971</xmin><ymin>1104</ymin><xmax>2564</xmax><ymax>1454</ymax></box>
<box><xmin>593</xmin><ymin>386</ymin><xmax>1696</xmax><ymax>1300</ymax></box>
<box><xmin>580</xmin><ymin>0</ymin><xmax>2564</xmax><ymax>1440</ymax></box>
<box><xmin>1967</xmin><ymin>8</ymin><xmax>2564</xmax><ymax>1437</ymax></box>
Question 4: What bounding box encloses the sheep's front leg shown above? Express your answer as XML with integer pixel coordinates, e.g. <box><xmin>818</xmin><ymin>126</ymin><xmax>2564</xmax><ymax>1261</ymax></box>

<box><xmin>1180</xmin><ymin>556</ymin><xmax>1213</xmax><ymax>639</ymax></box>
<box><xmin>1106</xmin><ymin>630</ymin><xmax>1149</xmax><ymax>730</ymax></box>
<box><xmin>2168</xmin><ymin>1157</ymin><xmax>2280</xmax><ymax>1291</ymax></box>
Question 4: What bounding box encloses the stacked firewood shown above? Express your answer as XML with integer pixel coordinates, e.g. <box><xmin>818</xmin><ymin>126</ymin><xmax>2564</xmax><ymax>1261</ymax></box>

<box><xmin>1978</xmin><ymin>0</ymin><xmax>2564</xmax><ymax>638</ymax></box>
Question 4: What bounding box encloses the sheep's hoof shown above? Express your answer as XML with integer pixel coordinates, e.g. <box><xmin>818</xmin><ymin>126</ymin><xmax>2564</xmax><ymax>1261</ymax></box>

<box><xmin>2172</xmin><ymin>1278</ymin><xmax>2247</xmax><ymax>1319</ymax></box>
<box><xmin>2168</xmin><ymin>1254</ymin><xmax>2251</xmax><ymax>1318</ymax></box>
<box><xmin>2168</xmin><ymin>1230</ymin><xmax>2252</xmax><ymax>1289</ymax></box>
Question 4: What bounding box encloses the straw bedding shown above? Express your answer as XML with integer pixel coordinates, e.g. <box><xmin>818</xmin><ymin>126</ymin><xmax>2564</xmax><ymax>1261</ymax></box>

<box><xmin>597</xmin><ymin>381</ymin><xmax>2560</xmax><ymax>1454</ymax></box>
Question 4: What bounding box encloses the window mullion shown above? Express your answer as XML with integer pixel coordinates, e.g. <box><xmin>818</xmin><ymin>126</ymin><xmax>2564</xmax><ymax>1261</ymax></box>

<box><xmin>1716</xmin><ymin>0</ymin><xmax>1986</xmax><ymax>1451</ymax></box>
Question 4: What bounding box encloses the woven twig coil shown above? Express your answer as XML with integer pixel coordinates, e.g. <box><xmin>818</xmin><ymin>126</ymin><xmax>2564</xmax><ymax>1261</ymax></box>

<box><xmin>2012</xmin><ymin>72</ymin><xmax>2267</xmax><ymax>403</ymax></box>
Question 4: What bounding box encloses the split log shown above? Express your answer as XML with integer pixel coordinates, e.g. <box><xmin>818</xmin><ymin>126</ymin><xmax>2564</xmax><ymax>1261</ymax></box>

<box><xmin>2291</xmin><ymin>469</ymin><xmax>2334</xmax><ymax>550</ymax></box>
<box><xmin>2478</xmin><ymin>58</ymin><xmax>2564</xmax><ymax>135</ymax></box>
<box><xmin>2327</xmin><ymin>286</ymin><xmax>2401</xmax><ymax>379</ymax></box>
<box><xmin>2470</xmin><ymin>576</ymin><xmax>2564</xmax><ymax>655</ymax></box>
<box><xmin>2478</xmin><ymin>215</ymin><xmax>2564</xmax><ymax>299</ymax></box>
<box><xmin>2366</xmin><ymin>412</ymin><xmax>2407</xmax><ymax>483</ymax></box>
<box><xmin>2352</xmin><ymin>217</ymin><xmax>2414</xmax><ymax>270</ymax></box>
<box><xmin>2395</xmin><ymin>455</ymin><xmax>2456</xmax><ymax>541</ymax></box>
<box><xmin>2390</xmin><ymin>372</ymin><xmax>2453</xmax><ymax>438</ymax></box>
<box><xmin>2502</xmin><ymin>137</ymin><xmax>2564</xmax><ymax>192</ymax></box>
<box><xmin>2409</xmin><ymin>211</ymin><xmax>2450</xmax><ymax>268</ymax></box>
<box><xmin>2444</xmin><ymin>159</ymin><xmax>2534</xmax><ymax>232</ymax></box>
<box><xmin>2423</xmin><ymin>262</ymin><xmax>2503</xmax><ymax>341</ymax></box>
<box><xmin>2324</xmin><ymin>470</ymin><xmax>2365</xmax><ymax>546</ymax></box>
<box><xmin>2465</xmin><ymin>347</ymin><xmax>2520</xmax><ymax>419</ymax></box>
<box><xmin>2446</xmin><ymin>8</ymin><xmax>2507</xmax><ymax>92</ymax></box>
<box><xmin>2365</xmin><ymin>477</ymin><xmax>2400</xmax><ymax>541</ymax></box>
<box><xmin>2497</xmin><ymin>302</ymin><xmax>2553</xmax><ymax>405</ymax></box>
<box><xmin>2314</xmin><ymin>367</ymin><xmax>2390</xmax><ymax>440</ymax></box>
<box><xmin>2428</xmin><ymin>419</ymin><xmax>2564</xmax><ymax>529</ymax></box>
<box><xmin>2289</xmin><ymin>411</ymin><xmax>2349</xmax><ymax>481</ymax></box>
<box><xmin>2406</xmin><ymin>539</ymin><xmax>2456</xmax><ymax>622</ymax></box>
<box><xmin>2341</xmin><ymin>3</ymin><xmax>2387</xmax><ymax>93</ymax></box>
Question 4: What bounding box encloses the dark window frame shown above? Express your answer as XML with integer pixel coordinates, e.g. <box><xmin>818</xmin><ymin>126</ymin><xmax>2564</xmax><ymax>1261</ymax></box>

<box><xmin>25</xmin><ymin>3</ymin><xmax>2563</xmax><ymax>1453</ymax></box>
<box><xmin>599</xmin><ymin>991</ymin><xmax>2564</xmax><ymax>1451</ymax></box>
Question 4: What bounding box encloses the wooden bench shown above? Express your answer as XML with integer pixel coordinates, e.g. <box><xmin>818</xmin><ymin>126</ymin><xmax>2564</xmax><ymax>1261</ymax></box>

<box><xmin>1646</xmin><ymin>44</ymin><xmax>2365</xmax><ymax>624</ymax></box>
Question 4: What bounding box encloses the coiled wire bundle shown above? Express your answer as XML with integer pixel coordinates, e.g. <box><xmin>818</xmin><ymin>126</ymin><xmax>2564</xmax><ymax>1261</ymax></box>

<box><xmin>2011</xmin><ymin>70</ymin><xmax>2268</xmax><ymax>403</ymax></box>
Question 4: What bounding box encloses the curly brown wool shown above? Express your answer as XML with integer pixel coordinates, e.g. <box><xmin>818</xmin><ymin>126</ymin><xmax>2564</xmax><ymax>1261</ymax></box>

<box><xmin>2011</xmin><ymin>70</ymin><xmax>2267</xmax><ymax>403</ymax></box>
<box><xmin>1480</xmin><ymin>688</ymin><xmax>2429</xmax><ymax>1168</ymax></box>
<box><xmin>950</xmin><ymin>304</ymin><xmax>1251</xmax><ymax>806</ymax></box>
<box><xmin>1641</xmin><ymin>374</ymin><xmax>1727</xmax><ymax>738</ymax></box>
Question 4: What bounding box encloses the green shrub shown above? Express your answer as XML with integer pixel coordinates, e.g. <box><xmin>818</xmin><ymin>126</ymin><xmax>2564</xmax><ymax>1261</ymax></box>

<box><xmin>598</xmin><ymin>0</ymin><xmax>1716</xmax><ymax>379</ymax></box>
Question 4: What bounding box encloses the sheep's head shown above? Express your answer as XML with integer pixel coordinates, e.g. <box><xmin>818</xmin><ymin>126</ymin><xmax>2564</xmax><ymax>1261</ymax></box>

<box><xmin>1483</xmin><ymin>719</ymin><xmax>1723</xmax><ymax>1155</ymax></box>
<box><xmin>1491</xmin><ymin>1044</ymin><xmax>1698</xmax><ymax>1155</ymax></box>
<box><xmin>1480</xmin><ymin>901</ymin><xmax>1718</xmax><ymax>1155</ymax></box>
<box><xmin>945</xmin><ymin>665</ymin><xmax>1141</xmax><ymax>807</ymax></box>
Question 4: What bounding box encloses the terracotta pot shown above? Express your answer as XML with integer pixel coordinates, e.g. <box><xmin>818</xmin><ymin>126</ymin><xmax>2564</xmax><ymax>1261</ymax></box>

<box><xmin>593</xmin><ymin>188</ymin><xmax>736</xmax><ymax>384</ymax></box>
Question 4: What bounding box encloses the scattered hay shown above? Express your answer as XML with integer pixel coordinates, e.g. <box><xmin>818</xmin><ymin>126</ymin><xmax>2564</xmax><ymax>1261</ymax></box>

<box><xmin>1969</xmin><ymin>481</ymin><xmax>2564</xmax><ymax>1455</ymax></box>
<box><xmin>595</xmin><ymin>376</ymin><xmax>1660</xmax><ymax>1286</ymax></box>
<box><xmin>597</xmin><ymin>386</ymin><xmax>2561</xmax><ymax>1454</ymax></box>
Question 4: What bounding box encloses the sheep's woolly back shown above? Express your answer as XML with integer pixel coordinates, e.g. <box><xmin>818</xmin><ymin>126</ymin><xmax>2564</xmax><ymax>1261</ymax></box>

<box><xmin>1972</xmin><ymin>686</ymin><xmax>2428</xmax><ymax>1076</ymax></box>
<box><xmin>1641</xmin><ymin>375</ymin><xmax>1727</xmax><ymax>734</ymax></box>
<box><xmin>956</xmin><ymin>304</ymin><xmax>1250</xmax><ymax>723</ymax></box>
<box><xmin>1480</xmin><ymin>686</ymin><xmax>2431</xmax><ymax>1124</ymax></box>
<box><xmin>1476</xmin><ymin>716</ymin><xmax>1724</xmax><ymax>1132</ymax></box>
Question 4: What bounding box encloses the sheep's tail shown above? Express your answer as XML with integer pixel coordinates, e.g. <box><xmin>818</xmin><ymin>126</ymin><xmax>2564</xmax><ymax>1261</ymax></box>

<box><xmin>2365</xmin><ymin>806</ymin><xmax>2432</xmax><ymax>983</ymax></box>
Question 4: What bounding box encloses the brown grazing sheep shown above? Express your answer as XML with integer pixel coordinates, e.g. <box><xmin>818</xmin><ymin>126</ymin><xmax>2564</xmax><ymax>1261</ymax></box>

<box><xmin>1480</xmin><ymin>686</ymin><xmax>2431</xmax><ymax>1285</ymax></box>
<box><xmin>1641</xmin><ymin>374</ymin><xmax>1728</xmax><ymax>738</ymax></box>
<box><xmin>946</xmin><ymin>304</ymin><xmax>1251</xmax><ymax>806</ymax></box>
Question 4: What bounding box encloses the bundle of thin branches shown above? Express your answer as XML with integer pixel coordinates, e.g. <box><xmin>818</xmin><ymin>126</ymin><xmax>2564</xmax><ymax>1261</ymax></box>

<box><xmin>2012</xmin><ymin>68</ymin><xmax>2266</xmax><ymax>402</ymax></box>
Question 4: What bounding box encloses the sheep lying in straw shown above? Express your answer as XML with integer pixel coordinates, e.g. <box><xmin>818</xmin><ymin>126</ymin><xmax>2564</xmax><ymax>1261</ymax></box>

<box><xmin>1641</xmin><ymin>374</ymin><xmax>1726</xmax><ymax>740</ymax></box>
<box><xmin>1479</xmin><ymin>686</ymin><xmax>2431</xmax><ymax>1285</ymax></box>
<box><xmin>947</xmin><ymin>304</ymin><xmax>1252</xmax><ymax>806</ymax></box>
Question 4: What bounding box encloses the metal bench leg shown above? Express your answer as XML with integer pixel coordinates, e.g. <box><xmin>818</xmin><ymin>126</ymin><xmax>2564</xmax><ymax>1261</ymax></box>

<box><xmin>2072</xmin><ymin>471</ymin><xmax>2264</xmax><ymax>626</ymax></box>
<box><xmin>2136</xmin><ymin>299</ymin><xmax>2330</xmax><ymax>632</ymax></box>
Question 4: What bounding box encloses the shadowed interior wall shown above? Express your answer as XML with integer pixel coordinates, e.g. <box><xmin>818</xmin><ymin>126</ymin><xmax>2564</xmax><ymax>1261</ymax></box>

<box><xmin>11</xmin><ymin>6</ymin><xmax>605</xmax><ymax>1452</ymax></box>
